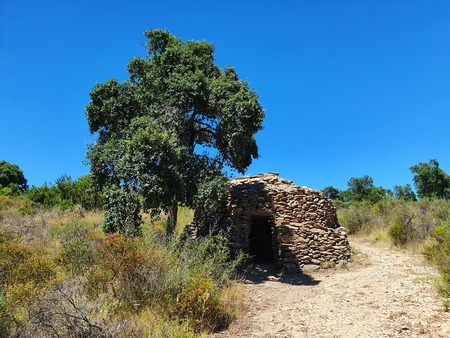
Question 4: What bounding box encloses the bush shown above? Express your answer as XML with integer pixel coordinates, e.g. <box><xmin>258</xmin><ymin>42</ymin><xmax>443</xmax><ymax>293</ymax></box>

<box><xmin>87</xmin><ymin>234</ymin><xmax>146</xmax><ymax>305</ymax></box>
<box><xmin>57</xmin><ymin>220</ymin><xmax>95</xmax><ymax>275</ymax></box>
<box><xmin>26</xmin><ymin>184</ymin><xmax>62</xmax><ymax>208</ymax></box>
<box><xmin>25</xmin><ymin>279</ymin><xmax>142</xmax><ymax>337</ymax></box>
<box><xmin>338</xmin><ymin>203</ymin><xmax>383</xmax><ymax>234</ymax></box>
<box><xmin>423</xmin><ymin>223</ymin><xmax>450</xmax><ymax>306</ymax></box>
<box><xmin>175</xmin><ymin>234</ymin><xmax>245</xmax><ymax>286</ymax></box>
<box><xmin>338</xmin><ymin>199</ymin><xmax>450</xmax><ymax>244</ymax></box>
<box><xmin>0</xmin><ymin>229</ymin><xmax>57</xmax><ymax>335</ymax></box>
<box><xmin>1</xmin><ymin>205</ymin><xmax>244</xmax><ymax>335</ymax></box>
<box><xmin>388</xmin><ymin>220</ymin><xmax>409</xmax><ymax>246</ymax></box>
<box><xmin>174</xmin><ymin>272</ymin><xmax>225</xmax><ymax>332</ymax></box>
<box><xmin>387</xmin><ymin>203</ymin><xmax>414</xmax><ymax>246</ymax></box>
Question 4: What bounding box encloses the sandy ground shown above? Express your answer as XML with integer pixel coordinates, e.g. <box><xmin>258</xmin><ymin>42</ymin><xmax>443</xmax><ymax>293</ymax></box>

<box><xmin>215</xmin><ymin>237</ymin><xmax>450</xmax><ymax>338</ymax></box>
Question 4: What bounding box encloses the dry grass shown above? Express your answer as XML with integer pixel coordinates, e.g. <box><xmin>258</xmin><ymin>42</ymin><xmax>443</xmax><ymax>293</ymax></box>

<box><xmin>0</xmin><ymin>201</ymin><xmax>242</xmax><ymax>337</ymax></box>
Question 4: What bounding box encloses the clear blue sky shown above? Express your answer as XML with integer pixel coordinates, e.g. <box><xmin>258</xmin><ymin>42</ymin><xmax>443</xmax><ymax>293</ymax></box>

<box><xmin>1</xmin><ymin>0</ymin><xmax>449</xmax><ymax>191</ymax></box>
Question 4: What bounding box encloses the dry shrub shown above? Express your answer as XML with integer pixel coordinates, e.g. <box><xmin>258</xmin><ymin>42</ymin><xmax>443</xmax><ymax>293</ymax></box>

<box><xmin>0</xmin><ymin>229</ymin><xmax>58</xmax><ymax>335</ymax></box>
<box><xmin>57</xmin><ymin>220</ymin><xmax>96</xmax><ymax>275</ymax></box>
<box><xmin>1</xmin><ymin>206</ymin><xmax>103</xmax><ymax>248</ymax></box>
<box><xmin>0</xmin><ymin>196</ymin><xmax>35</xmax><ymax>220</ymax></box>
<box><xmin>86</xmin><ymin>233</ymin><xmax>172</xmax><ymax>310</ymax></box>
<box><xmin>0</xmin><ymin>231</ymin><xmax>56</xmax><ymax>288</ymax></box>
<box><xmin>1</xmin><ymin>205</ymin><xmax>244</xmax><ymax>336</ymax></box>
<box><xmin>338</xmin><ymin>203</ymin><xmax>383</xmax><ymax>234</ymax></box>
<box><xmin>86</xmin><ymin>233</ymin><xmax>146</xmax><ymax>304</ymax></box>
<box><xmin>423</xmin><ymin>223</ymin><xmax>450</xmax><ymax>309</ymax></box>
<box><xmin>387</xmin><ymin>202</ymin><xmax>415</xmax><ymax>246</ymax></box>
<box><xmin>174</xmin><ymin>272</ymin><xmax>228</xmax><ymax>332</ymax></box>
<box><xmin>386</xmin><ymin>200</ymin><xmax>448</xmax><ymax>246</ymax></box>
<box><xmin>338</xmin><ymin>199</ymin><xmax>450</xmax><ymax>245</ymax></box>
<box><xmin>25</xmin><ymin>279</ymin><xmax>142</xmax><ymax>338</ymax></box>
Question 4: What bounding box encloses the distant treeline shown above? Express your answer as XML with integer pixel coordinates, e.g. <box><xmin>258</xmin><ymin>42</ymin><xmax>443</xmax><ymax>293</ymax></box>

<box><xmin>0</xmin><ymin>160</ymin><xmax>102</xmax><ymax>210</ymax></box>
<box><xmin>2</xmin><ymin>158</ymin><xmax>449</xmax><ymax>211</ymax></box>
<box><xmin>323</xmin><ymin>159</ymin><xmax>450</xmax><ymax>203</ymax></box>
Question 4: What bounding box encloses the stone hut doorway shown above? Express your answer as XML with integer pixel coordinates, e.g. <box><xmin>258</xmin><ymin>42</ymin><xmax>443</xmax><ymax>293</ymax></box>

<box><xmin>249</xmin><ymin>216</ymin><xmax>275</xmax><ymax>262</ymax></box>
<box><xmin>186</xmin><ymin>173</ymin><xmax>351</xmax><ymax>272</ymax></box>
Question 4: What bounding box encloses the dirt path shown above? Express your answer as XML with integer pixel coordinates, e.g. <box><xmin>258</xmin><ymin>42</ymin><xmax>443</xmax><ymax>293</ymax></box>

<box><xmin>216</xmin><ymin>237</ymin><xmax>450</xmax><ymax>338</ymax></box>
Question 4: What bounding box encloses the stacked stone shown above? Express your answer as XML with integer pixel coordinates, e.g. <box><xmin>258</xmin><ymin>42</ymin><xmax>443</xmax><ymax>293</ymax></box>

<box><xmin>188</xmin><ymin>172</ymin><xmax>351</xmax><ymax>272</ymax></box>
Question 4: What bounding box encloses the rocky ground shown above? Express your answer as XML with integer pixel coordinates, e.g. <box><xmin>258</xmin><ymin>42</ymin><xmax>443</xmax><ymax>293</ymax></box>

<box><xmin>216</xmin><ymin>237</ymin><xmax>450</xmax><ymax>338</ymax></box>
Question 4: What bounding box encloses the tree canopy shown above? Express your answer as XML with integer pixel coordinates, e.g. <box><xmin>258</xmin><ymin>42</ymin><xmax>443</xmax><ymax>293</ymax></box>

<box><xmin>86</xmin><ymin>29</ymin><xmax>264</xmax><ymax>235</ymax></box>
<box><xmin>0</xmin><ymin>160</ymin><xmax>27</xmax><ymax>190</ymax></box>
<box><xmin>410</xmin><ymin>159</ymin><xmax>450</xmax><ymax>199</ymax></box>
<box><xmin>393</xmin><ymin>184</ymin><xmax>417</xmax><ymax>201</ymax></box>
<box><xmin>322</xmin><ymin>186</ymin><xmax>340</xmax><ymax>200</ymax></box>
<box><xmin>324</xmin><ymin>175</ymin><xmax>392</xmax><ymax>204</ymax></box>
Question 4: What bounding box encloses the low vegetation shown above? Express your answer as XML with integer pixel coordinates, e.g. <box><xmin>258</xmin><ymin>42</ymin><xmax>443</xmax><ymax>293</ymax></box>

<box><xmin>0</xmin><ymin>196</ymin><xmax>245</xmax><ymax>337</ymax></box>
<box><xmin>338</xmin><ymin>198</ymin><xmax>450</xmax><ymax>310</ymax></box>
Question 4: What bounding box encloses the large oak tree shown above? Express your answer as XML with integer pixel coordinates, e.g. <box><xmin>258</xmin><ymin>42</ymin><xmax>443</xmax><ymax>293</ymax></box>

<box><xmin>86</xmin><ymin>30</ymin><xmax>264</xmax><ymax>235</ymax></box>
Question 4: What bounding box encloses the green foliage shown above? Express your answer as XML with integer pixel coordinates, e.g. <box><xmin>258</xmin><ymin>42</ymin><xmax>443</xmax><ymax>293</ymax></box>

<box><xmin>347</xmin><ymin>176</ymin><xmax>374</xmax><ymax>201</ymax></box>
<box><xmin>102</xmin><ymin>185</ymin><xmax>142</xmax><ymax>236</ymax></box>
<box><xmin>323</xmin><ymin>186</ymin><xmax>340</xmax><ymax>200</ymax></box>
<box><xmin>423</xmin><ymin>223</ymin><xmax>450</xmax><ymax>305</ymax></box>
<box><xmin>86</xmin><ymin>29</ymin><xmax>264</xmax><ymax>235</ymax></box>
<box><xmin>24</xmin><ymin>174</ymin><xmax>102</xmax><ymax>211</ymax></box>
<box><xmin>410</xmin><ymin>159</ymin><xmax>450</xmax><ymax>199</ymax></box>
<box><xmin>393</xmin><ymin>184</ymin><xmax>417</xmax><ymax>201</ymax></box>
<box><xmin>57</xmin><ymin>220</ymin><xmax>95</xmax><ymax>275</ymax></box>
<box><xmin>174</xmin><ymin>272</ymin><xmax>229</xmax><ymax>332</ymax></box>
<box><xmin>194</xmin><ymin>174</ymin><xmax>229</xmax><ymax>213</ymax></box>
<box><xmin>0</xmin><ymin>160</ymin><xmax>27</xmax><ymax>191</ymax></box>
<box><xmin>341</xmin><ymin>175</ymin><xmax>391</xmax><ymax>203</ymax></box>
<box><xmin>0</xmin><ymin>183</ymin><xmax>22</xmax><ymax>197</ymax></box>
<box><xmin>71</xmin><ymin>174</ymin><xmax>103</xmax><ymax>210</ymax></box>
<box><xmin>338</xmin><ymin>203</ymin><xmax>383</xmax><ymax>234</ymax></box>
<box><xmin>175</xmin><ymin>234</ymin><xmax>245</xmax><ymax>287</ymax></box>
<box><xmin>26</xmin><ymin>183</ymin><xmax>62</xmax><ymax>208</ymax></box>
<box><xmin>1</xmin><ymin>203</ymin><xmax>244</xmax><ymax>336</ymax></box>
<box><xmin>0</xmin><ymin>229</ymin><xmax>57</xmax><ymax>335</ymax></box>
<box><xmin>388</xmin><ymin>218</ymin><xmax>409</xmax><ymax>246</ymax></box>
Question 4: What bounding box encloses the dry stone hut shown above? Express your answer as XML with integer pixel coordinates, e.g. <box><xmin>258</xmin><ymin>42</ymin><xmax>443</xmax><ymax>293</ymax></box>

<box><xmin>188</xmin><ymin>173</ymin><xmax>351</xmax><ymax>272</ymax></box>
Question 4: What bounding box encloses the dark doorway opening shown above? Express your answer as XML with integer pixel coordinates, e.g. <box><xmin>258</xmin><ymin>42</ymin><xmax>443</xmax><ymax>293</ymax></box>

<box><xmin>249</xmin><ymin>217</ymin><xmax>274</xmax><ymax>262</ymax></box>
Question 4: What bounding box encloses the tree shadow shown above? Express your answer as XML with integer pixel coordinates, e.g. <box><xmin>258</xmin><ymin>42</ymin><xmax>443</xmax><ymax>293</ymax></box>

<box><xmin>243</xmin><ymin>261</ymin><xmax>321</xmax><ymax>286</ymax></box>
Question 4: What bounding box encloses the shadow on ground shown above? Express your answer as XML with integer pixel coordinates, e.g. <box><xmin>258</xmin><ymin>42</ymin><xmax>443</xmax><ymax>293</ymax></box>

<box><xmin>244</xmin><ymin>261</ymin><xmax>321</xmax><ymax>286</ymax></box>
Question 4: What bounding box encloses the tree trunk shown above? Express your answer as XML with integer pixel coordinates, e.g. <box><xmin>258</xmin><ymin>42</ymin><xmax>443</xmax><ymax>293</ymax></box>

<box><xmin>166</xmin><ymin>200</ymin><xmax>178</xmax><ymax>237</ymax></box>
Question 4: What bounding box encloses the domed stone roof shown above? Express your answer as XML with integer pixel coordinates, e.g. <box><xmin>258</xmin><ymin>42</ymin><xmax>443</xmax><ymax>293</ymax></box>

<box><xmin>188</xmin><ymin>173</ymin><xmax>351</xmax><ymax>272</ymax></box>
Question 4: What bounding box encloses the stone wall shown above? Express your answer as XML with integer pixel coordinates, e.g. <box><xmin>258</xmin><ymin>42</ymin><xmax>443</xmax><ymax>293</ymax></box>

<box><xmin>188</xmin><ymin>173</ymin><xmax>351</xmax><ymax>272</ymax></box>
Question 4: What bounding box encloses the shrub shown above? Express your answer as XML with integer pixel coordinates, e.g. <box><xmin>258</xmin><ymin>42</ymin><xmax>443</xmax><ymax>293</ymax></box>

<box><xmin>87</xmin><ymin>234</ymin><xmax>145</xmax><ymax>304</ymax></box>
<box><xmin>25</xmin><ymin>279</ymin><xmax>142</xmax><ymax>337</ymax></box>
<box><xmin>86</xmin><ymin>233</ymin><xmax>172</xmax><ymax>310</ymax></box>
<box><xmin>387</xmin><ymin>203</ymin><xmax>414</xmax><ymax>246</ymax></box>
<box><xmin>1</xmin><ymin>204</ymin><xmax>244</xmax><ymax>335</ymax></box>
<box><xmin>174</xmin><ymin>272</ymin><xmax>225</xmax><ymax>332</ymax></box>
<box><xmin>423</xmin><ymin>223</ymin><xmax>450</xmax><ymax>305</ymax></box>
<box><xmin>388</xmin><ymin>220</ymin><xmax>409</xmax><ymax>246</ymax></box>
<box><xmin>26</xmin><ymin>184</ymin><xmax>62</xmax><ymax>208</ymax></box>
<box><xmin>338</xmin><ymin>203</ymin><xmax>383</xmax><ymax>234</ymax></box>
<box><xmin>0</xmin><ymin>230</ymin><xmax>57</xmax><ymax>335</ymax></box>
<box><xmin>57</xmin><ymin>220</ymin><xmax>95</xmax><ymax>275</ymax></box>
